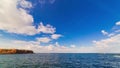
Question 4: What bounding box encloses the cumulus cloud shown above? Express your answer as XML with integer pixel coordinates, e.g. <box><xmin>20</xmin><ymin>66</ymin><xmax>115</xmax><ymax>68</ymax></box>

<box><xmin>0</xmin><ymin>0</ymin><xmax>65</xmax><ymax>53</ymax></box>
<box><xmin>0</xmin><ymin>0</ymin><xmax>55</xmax><ymax>35</ymax></box>
<box><xmin>37</xmin><ymin>22</ymin><xmax>56</xmax><ymax>34</ymax></box>
<box><xmin>101</xmin><ymin>30</ymin><xmax>108</xmax><ymax>35</ymax></box>
<box><xmin>51</xmin><ymin>34</ymin><xmax>62</xmax><ymax>39</ymax></box>
<box><xmin>0</xmin><ymin>0</ymin><xmax>34</xmax><ymax>35</ymax></box>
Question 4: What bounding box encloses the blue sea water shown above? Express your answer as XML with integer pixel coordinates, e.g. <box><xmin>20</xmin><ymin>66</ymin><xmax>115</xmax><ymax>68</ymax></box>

<box><xmin>0</xmin><ymin>53</ymin><xmax>120</xmax><ymax>68</ymax></box>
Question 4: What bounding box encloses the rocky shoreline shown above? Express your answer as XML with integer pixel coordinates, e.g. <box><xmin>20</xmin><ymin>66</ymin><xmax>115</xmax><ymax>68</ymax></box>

<box><xmin>0</xmin><ymin>49</ymin><xmax>34</xmax><ymax>54</ymax></box>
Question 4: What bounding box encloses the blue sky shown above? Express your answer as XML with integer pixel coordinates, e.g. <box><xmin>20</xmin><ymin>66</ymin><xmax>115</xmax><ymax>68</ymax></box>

<box><xmin>0</xmin><ymin>0</ymin><xmax>120</xmax><ymax>53</ymax></box>
<box><xmin>30</xmin><ymin>0</ymin><xmax>119</xmax><ymax>44</ymax></box>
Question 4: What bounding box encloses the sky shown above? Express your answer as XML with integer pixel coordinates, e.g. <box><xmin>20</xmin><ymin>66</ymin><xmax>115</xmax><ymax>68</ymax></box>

<box><xmin>0</xmin><ymin>0</ymin><xmax>120</xmax><ymax>53</ymax></box>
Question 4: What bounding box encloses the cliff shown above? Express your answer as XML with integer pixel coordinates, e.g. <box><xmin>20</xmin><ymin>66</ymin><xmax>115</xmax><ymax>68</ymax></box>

<box><xmin>0</xmin><ymin>49</ymin><xmax>34</xmax><ymax>54</ymax></box>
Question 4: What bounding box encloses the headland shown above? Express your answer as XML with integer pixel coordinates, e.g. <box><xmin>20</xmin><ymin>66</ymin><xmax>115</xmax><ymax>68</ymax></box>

<box><xmin>0</xmin><ymin>49</ymin><xmax>34</xmax><ymax>54</ymax></box>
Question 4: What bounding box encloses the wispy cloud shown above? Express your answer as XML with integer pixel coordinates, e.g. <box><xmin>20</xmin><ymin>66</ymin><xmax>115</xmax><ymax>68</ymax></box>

<box><xmin>37</xmin><ymin>22</ymin><xmax>56</xmax><ymax>34</ymax></box>
<box><xmin>94</xmin><ymin>21</ymin><xmax>120</xmax><ymax>53</ymax></box>
<box><xmin>116</xmin><ymin>21</ymin><xmax>120</xmax><ymax>26</ymax></box>
<box><xmin>39</xmin><ymin>0</ymin><xmax>56</xmax><ymax>4</ymax></box>
<box><xmin>36</xmin><ymin>37</ymin><xmax>51</xmax><ymax>43</ymax></box>
<box><xmin>101</xmin><ymin>30</ymin><xmax>108</xmax><ymax>35</ymax></box>
<box><xmin>39</xmin><ymin>0</ymin><xmax>56</xmax><ymax>8</ymax></box>
<box><xmin>51</xmin><ymin>34</ymin><xmax>62</xmax><ymax>40</ymax></box>
<box><xmin>70</xmin><ymin>45</ymin><xmax>76</xmax><ymax>48</ymax></box>
<box><xmin>19</xmin><ymin>0</ymin><xmax>32</xmax><ymax>9</ymax></box>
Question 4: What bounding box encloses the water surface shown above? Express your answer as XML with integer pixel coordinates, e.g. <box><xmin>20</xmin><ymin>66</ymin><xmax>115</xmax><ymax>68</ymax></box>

<box><xmin>0</xmin><ymin>53</ymin><xmax>120</xmax><ymax>68</ymax></box>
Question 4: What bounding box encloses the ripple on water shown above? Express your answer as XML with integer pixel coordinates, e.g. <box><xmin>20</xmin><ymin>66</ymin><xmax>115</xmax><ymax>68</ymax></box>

<box><xmin>0</xmin><ymin>53</ymin><xmax>120</xmax><ymax>68</ymax></box>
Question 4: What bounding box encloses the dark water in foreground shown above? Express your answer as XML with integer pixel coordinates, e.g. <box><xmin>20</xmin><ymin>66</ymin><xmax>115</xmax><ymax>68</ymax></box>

<box><xmin>0</xmin><ymin>53</ymin><xmax>120</xmax><ymax>68</ymax></box>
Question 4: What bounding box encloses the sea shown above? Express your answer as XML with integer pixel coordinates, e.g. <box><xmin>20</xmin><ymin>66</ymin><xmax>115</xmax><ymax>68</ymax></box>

<box><xmin>0</xmin><ymin>53</ymin><xmax>120</xmax><ymax>68</ymax></box>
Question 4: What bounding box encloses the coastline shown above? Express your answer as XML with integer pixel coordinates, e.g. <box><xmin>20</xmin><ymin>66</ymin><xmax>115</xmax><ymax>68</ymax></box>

<box><xmin>0</xmin><ymin>49</ymin><xmax>34</xmax><ymax>54</ymax></box>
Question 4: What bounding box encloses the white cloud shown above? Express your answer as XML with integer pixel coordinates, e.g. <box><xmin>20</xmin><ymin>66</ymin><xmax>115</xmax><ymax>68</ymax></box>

<box><xmin>3</xmin><ymin>32</ymin><xmax>120</xmax><ymax>53</ymax></box>
<box><xmin>10</xmin><ymin>40</ymin><xmax>68</xmax><ymax>53</ymax></box>
<box><xmin>93</xmin><ymin>21</ymin><xmax>120</xmax><ymax>53</ymax></box>
<box><xmin>116</xmin><ymin>21</ymin><xmax>120</xmax><ymax>26</ymax></box>
<box><xmin>0</xmin><ymin>0</ymin><xmax>61</xmax><ymax>53</ymax></box>
<box><xmin>51</xmin><ymin>34</ymin><xmax>62</xmax><ymax>39</ymax></box>
<box><xmin>11</xmin><ymin>40</ymin><xmax>96</xmax><ymax>53</ymax></box>
<box><xmin>0</xmin><ymin>0</ymin><xmax>55</xmax><ymax>35</ymax></box>
<box><xmin>0</xmin><ymin>0</ymin><xmax>34</xmax><ymax>35</ymax></box>
<box><xmin>93</xmin><ymin>34</ymin><xmax>120</xmax><ymax>53</ymax></box>
<box><xmin>1</xmin><ymin>0</ymin><xmax>120</xmax><ymax>53</ymax></box>
<box><xmin>102</xmin><ymin>21</ymin><xmax>120</xmax><ymax>37</ymax></box>
<box><xmin>36</xmin><ymin>37</ymin><xmax>51</xmax><ymax>43</ymax></box>
<box><xmin>108</xmin><ymin>33</ymin><xmax>115</xmax><ymax>37</ymax></box>
<box><xmin>0</xmin><ymin>0</ymin><xmax>69</xmax><ymax>53</ymax></box>
<box><xmin>13</xmin><ymin>40</ymin><xmax>40</xmax><ymax>45</ymax></box>
<box><xmin>19</xmin><ymin>0</ymin><xmax>32</xmax><ymax>9</ymax></box>
<box><xmin>3</xmin><ymin>36</ymin><xmax>120</xmax><ymax>53</ymax></box>
<box><xmin>70</xmin><ymin>45</ymin><xmax>76</xmax><ymax>48</ymax></box>
<box><xmin>101</xmin><ymin>30</ymin><xmax>108</xmax><ymax>35</ymax></box>
<box><xmin>37</xmin><ymin>22</ymin><xmax>56</xmax><ymax>34</ymax></box>
<box><xmin>0</xmin><ymin>39</ymin><xmax>89</xmax><ymax>53</ymax></box>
